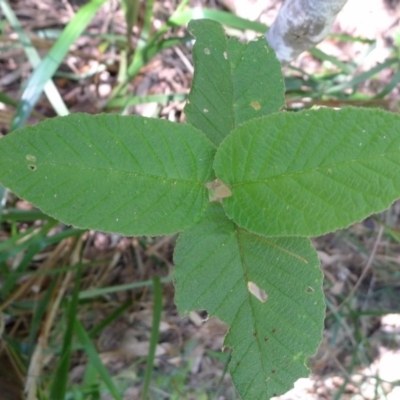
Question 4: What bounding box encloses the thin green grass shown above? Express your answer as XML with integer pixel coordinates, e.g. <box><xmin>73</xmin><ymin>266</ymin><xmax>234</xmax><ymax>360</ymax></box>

<box><xmin>75</xmin><ymin>318</ymin><xmax>123</xmax><ymax>400</ymax></box>
<box><xmin>8</xmin><ymin>0</ymin><xmax>108</xmax><ymax>129</ymax></box>
<box><xmin>50</xmin><ymin>266</ymin><xmax>83</xmax><ymax>399</ymax></box>
<box><xmin>78</xmin><ymin>276</ymin><xmax>173</xmax><ymax>300</ymax></box>
<box><xmin>321</xmin><ymin>215</ymin><xmax>400</xmax><ymax>399</ymax></box>
<box><xmin>0</xmin><ymin>0</ymin><xmax>69</xmax><ymax>126</ymax></box>
<box><xmin>142</xmin><ymin>276</ymin><xmax>162</xmax><ymax>399</ymax></box>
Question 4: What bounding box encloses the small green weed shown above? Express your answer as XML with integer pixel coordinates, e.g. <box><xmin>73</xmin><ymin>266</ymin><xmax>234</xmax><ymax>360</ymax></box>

<box><xmin>2</xmin><ymin>18</ymin><xmax>400</xmax><ymax>399</ymax></box>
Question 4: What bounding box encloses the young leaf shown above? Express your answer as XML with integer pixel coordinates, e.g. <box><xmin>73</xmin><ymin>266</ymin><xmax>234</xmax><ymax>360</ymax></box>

<box><xmin>0</xmin><ymin>114</ymin><xmax>216</xmax><ymax>236</ymax></box>
<box><xmin>174</xmin><ymin>203</ymin><xmax>324</xmax><ymax>399</ymax></box>
<box><xmin>214</xmin><ymin>107</ymin><xmax>400</xmax><ymax>237</ymax></box>
<box><xmin>185</xmin><ymin>19</ymin><xmax>285</xmax><ymax>146</ymax></box>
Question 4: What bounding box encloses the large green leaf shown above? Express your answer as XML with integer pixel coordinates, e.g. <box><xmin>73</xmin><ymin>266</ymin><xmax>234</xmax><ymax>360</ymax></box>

<box><xmin>174</xmin><ymin>203</ymin><xmax>324</xmax><ymax>399</ymax></box>
<box><xmin>0</xmin><ymin>114</ymin><xmax>216</xmax><ymax>235</ymax></box>
<box><xmin>184</xmin><ymin>19</ymin><xmax>285</xmax><ymax>146</ymax></box>
<box><xmin>214</xmin><ymin>107</ymin><xmax>400</xmax><ymax>237</ymax></box>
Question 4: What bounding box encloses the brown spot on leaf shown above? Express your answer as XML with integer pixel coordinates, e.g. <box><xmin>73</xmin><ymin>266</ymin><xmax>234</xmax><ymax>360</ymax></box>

<box><xmin>205</xmin><ymin>179</ymin><xmax>232</xmax><ymax>202</ymax></box>
<box><xmin>250</xmin><ymin>101</ymin><xmax>261</xmax><ymax>110</ymax></box>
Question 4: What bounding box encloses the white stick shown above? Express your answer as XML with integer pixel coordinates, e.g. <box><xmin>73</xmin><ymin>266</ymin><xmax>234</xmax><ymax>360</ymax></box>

<box><xmin>266</xmin><ymin>0</ymin><xmax>348</xmax><ymax>63</ymax></box>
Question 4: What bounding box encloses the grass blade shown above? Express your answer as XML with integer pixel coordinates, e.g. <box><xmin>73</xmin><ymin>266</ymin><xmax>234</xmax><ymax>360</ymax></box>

<box><xmin>0</xmin><ymin>91</ymin><xmax>18</xmax><ymax>107</ymax></box>
<box><xmin>141</xmin><ymin>276</ymin><xmax>163</xmax><ymax>399</ymax></box>
<box><xmin>106</xmin><ymin>92</ymin><xmax>187</xmax><ymax>110</ymax></box>
<box><xmin>10</xmin><ymin>0</ymin><xmax>109</xmax><ymax>129</ymax></box>
<box><xmin>109</xmin><ymin>35</ymin><xmax>191</xmax><ymax>102</ymax></box>
<box><xmin>326</xmin><ymin>58</ymin><xmax>398</xmax><ymax>95</ymax></box>
<box><xmin>121</xmin><ymin>0</ymin><xmax>139</xmax><ymax>59</ymax></box>
<box><xmin>140</xmin><ymin>0</ymin><xmax>155</xmax><ymax>44</ymax></box>
<box><xmin>108</xmin><ymin>4</ymin><xmax>264</xmax><ymax>102</ymax></box>
<box><xmin>27</xmin><ymin>278</ymin><xmax>58</xmax><ymax>359</ymax></box>
<box><xmin>169</xmin><ymin>8</ymin><xmax>268</xmax><ymax>33</ymax></box>
<box><xmin>1</xmin><ymin>220</ymin><xmax>59</xmax><ymax>298</ymax></box>
<box><xmin>88</xmin><ymin>300</ymin><xmax>131</xmax><ymax>339</ymax></box>
<box><xmin>75</xmin><ymin>318</ymin><xmax>123</xmax><ymax>400</ymax></box>
<box><xmin>79</xmin><ymin>276</ymin><xmax>172</xmax><ymax>300</ymax></box>
<box><xmin>0</xmin><ymin>0</ymin><xmax>69</xmax><ymax>127</ymax></box>
<box><xmin>309</xmin><ymin>47</ymin><xmax>354</xmax><ymax>74</ymax></box>
<box><xmin>375</xmin><ymin>63</ymin><xmax>400</xmax><ymax>99</ymax></box>
<box><xmin>1</xmin><ymin>208</ymin><xmax>52</xmax><ymax>222</ymax></box>
<box><xmin>49</xmin><ymin>266</ymin><xmax>82</xmax><ymax>399</ymax></box>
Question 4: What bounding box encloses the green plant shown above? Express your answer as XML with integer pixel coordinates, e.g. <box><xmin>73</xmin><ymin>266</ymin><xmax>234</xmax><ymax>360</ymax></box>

<box><xmin>1</xmin><ymin>19</ymin><xmax>400</xmax><ymax>399</ymax></box>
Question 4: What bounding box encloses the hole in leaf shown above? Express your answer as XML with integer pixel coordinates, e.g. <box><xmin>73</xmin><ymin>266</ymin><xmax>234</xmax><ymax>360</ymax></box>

<box><xmin>198</xmin><ymin>310</ymin><xmax>208</xmax><ymax>321</ymax></box>
<box><xmin>247</xmin><ymin>281</ymin><xmax>268</xmax><ymax>303</ymax></box>
<box><xmin>28</xmin><ymin>165</ymin><xmax>36</xmax><ymax>171</ymax></box>
<box><xmin>306</xmin><ymin>286</ymin><xmax>314</xmax><ymax>293</ymax></box>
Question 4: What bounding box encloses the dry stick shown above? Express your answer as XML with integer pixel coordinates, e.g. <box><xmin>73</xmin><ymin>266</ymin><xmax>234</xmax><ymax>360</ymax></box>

<box><xmin>329</xmin><ymin>349</ymin><xmax>353</xmax><ymax>380</ymax></box>
<box><xmin>94</xmin><ymin>251</ymin><xmax>122</xmax><ymax>289</ymax></box>
<box><xmin>174</xmin><ymin>46</ymin><xmax>194</xmax><ymax>75</ymax></box>
<box><xmin>266</xmin><ymin>0</ymin><xmax>348</xmax><ymax>64</ymax></box>
<box><xmin>323</xmin><ymin>226</ymin><xmax>384</xmax><ymax>351</ymax></box>
<box><xmin>25</xmin><ymin>271</ymin><xmax>74</xmax><ymax>400</ymax></box>
<box><xmin>335</xmin><ymin>224</ymin><xmax>384</xmax><ymax>313</ymax></box>
<box><xmin>326</xmin><ymin>299</ymin><xmax>357</xmax><ymax>346</ymax></box>
<box><xmin>25</xmin><ymin>236</ymin><xmax>83</xmax><ymax>399</ymax></box>
<box><xmin>0</xmin><ymin>240</ymin><xmax>68</xmax><ymax>312</ymax></box>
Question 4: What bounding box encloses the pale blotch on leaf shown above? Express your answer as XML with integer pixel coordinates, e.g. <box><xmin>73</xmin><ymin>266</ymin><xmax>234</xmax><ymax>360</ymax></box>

<box><xmin>25</xmin><ymin>154</ymin><xmax>36</xmax><ymax>162</ymax></box>
<box><xmin>247</xmin><ymin>281</ymin><xmax>268</xmax><ymax>303</ymax></box>
<box><xmin>223</xmin><ymin>51</ymin><xmax>228</xmax><ymax>59</ymax></box>
<box><xmin>293</xmin><ymin>351</ymin><xmax>304</xmax><ymax>361</ymax></box>
<box><xmin>205</xmin><ymin>179</ymin><xmax>232</xmax><ymax>202</ymax></box>
<box><xmin>250</xmin><ymin>101</ymin><xmax>261</xmax><ymax>111</ymax></box>
<box><xmin>204</xmin><ymin>48</ymin><xmax>210</xmax><ymax>55</ymax></box>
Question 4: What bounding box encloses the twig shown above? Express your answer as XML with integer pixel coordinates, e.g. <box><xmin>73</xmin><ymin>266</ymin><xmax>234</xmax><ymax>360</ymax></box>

<box><xmin>335</xmin><ymin>224</ymin><xmax>384</xmax><ymax>313</ymax></box>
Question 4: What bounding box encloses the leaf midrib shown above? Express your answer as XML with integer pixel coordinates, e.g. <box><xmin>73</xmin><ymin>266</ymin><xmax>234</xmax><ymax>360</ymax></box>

<box><xmin>234</xmin><ymin>228</ymin><xmax>315</xmax><ymax>394</ymax></box>
<box><xmin>26</xmin><ymin>162</ymin><xmax>210</xmax><ymax>186</ymax></box>
<box><xmin>228</xmin><ymin>150</ymin><xmax>396</xmax><ymax>187</ymax></box>
<box><xmin>235</xmin><ymin>226</ymin><xmax>271</xmax><ymax>392</ymax></box>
